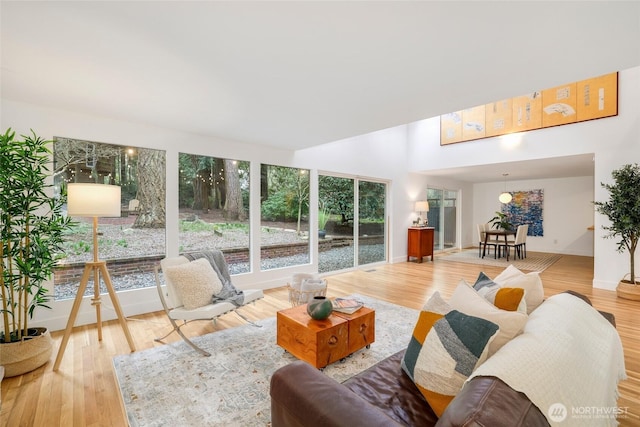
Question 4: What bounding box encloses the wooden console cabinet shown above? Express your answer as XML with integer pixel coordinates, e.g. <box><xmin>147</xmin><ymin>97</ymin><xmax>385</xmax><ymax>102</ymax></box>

<box><xmin>407</xmin><ymin>227</ymin><xmax>434</xmax><ymax>263</ymax></box>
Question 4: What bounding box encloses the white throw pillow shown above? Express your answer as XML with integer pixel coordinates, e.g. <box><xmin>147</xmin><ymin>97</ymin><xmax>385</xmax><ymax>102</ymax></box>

<box><xmin>448</xmin><ymin>280</ymin><xmax>528</xmax><ymax>356</ymax></box>
<box><xmin>163</xmin><ymin>258</ymin><xmax>223</xmax><ymax>310</ymax></box>
<box><xmin>493</xmin><ymin>265</ymin><xmax>544</xmax><ymax>314</ymax></box>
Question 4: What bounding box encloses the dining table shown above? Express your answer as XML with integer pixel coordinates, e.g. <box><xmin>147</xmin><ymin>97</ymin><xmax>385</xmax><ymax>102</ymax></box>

<box><xmin>482</xmin><ymin>229</ymin><xmax>517</xmax><ymax>261</ymax></box>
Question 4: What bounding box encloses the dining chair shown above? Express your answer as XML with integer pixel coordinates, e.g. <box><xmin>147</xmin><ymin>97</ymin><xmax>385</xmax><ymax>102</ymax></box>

<box><xmin>477</xmin><ymin>223</ymin><xmax>498</xmax><ymax>258</ymax></box>
<box><xmin>517</xmin><ymin>224</ymin><xmax>529</xmax><ymax>258</ymax></box>
<box><xmin>504</xmin><ymin>224</ymin><xmax>528</xmax><ymax>259</ymax></box>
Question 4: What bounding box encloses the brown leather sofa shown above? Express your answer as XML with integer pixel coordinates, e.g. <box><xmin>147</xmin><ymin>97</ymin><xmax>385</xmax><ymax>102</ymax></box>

<box><xmin>270</xmin><ymin>351</ymin><xmax>549</xmax><ymax>427</ymax></box>
<box><xmin>270</xmin><ymin>291</ymin><xmax>615</xmax><ymax>427</ymax></box>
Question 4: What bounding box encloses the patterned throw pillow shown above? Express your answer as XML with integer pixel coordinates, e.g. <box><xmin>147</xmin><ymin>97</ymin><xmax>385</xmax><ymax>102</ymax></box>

<box><xmin>449</xmin><ymin>280</ymin><xmax>528</xmax><ymax>356</ymax></box>
<box><xmin>401</xmin><ymin>292</ymin><xmax>499</xmax><ymax>417</ymax></box>
<box><xmin>473</xmin><ymin>272</ymin><xmax>527</xmax><ymax>313</ymax></box>
<box><xmin>164</xmin><ymin>258</ymin><xmax>223</xmax><ymax>310</ymax></box>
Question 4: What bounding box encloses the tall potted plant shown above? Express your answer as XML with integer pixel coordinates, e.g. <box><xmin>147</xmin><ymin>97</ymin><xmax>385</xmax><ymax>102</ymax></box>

<box><xmin>488</xmin><ymin>211</ymin><xmax>513</xmax><ymax>231</ymax></box>
<box><xmin>0</xmin><ymin>129</ymin><xmax>73</xmax><ymax>376</ymax></box>
<box><xmin>594</xmin><ymin>163</ymin><xmax>640</xmax><ymax>300</ymax></box>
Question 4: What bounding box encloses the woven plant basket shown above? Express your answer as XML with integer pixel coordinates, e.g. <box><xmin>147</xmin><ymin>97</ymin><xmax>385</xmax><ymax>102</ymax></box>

<box><xmin>617</xmin><ymin>279</ymin><xmax>640</xmax><ymax>301</ymax></box>
<box><xmin>0</xmin><ymin>327</ymin><xmax>53</xmax><ymax>377</ymax></box>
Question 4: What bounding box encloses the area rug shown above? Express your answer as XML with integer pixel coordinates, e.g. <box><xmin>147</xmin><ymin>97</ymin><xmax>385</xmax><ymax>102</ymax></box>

<box><xmin>113</xmin><ymin>294</ymin><xmax>419</xmax><ymax>427</ymax></box>
<box><xmin>438</xmin><ymin>249</ymin><xmax>561</xmax><ymax>272</ymax></box>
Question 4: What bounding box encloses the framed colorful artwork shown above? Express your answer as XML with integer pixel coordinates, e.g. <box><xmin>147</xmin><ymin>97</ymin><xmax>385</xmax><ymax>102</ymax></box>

<box><xmin>512</xmin><ymin>92</ymin><xmax>542</xmax><ymax>132</ymax></box>
<box><xmin>485</xmin><ymin>99</ymin><xmax>513</xmax><ymax>137</ymax></box>
<box><xmin>502</xmin><ymin>189</ymin><xmax>544</xmax><ymax>237</ymax></box>
<box><xmin>440</xmin><ymin>111</ymin><xmax>463</xmax><ymax>145</ymax></box>
<box><xmin>542</xmin><ymin>83</ymin><xmax>577</xmax><ymax>128</ymax></box>
<box><xmin>576</xmin><ymin>72</ymin><xmax>618</xmax><ymax>121</ymax></box>
<box><xmin>461</xmin><ymin>105</ymin><xmax>486</xmax><ymax>141</ymax></box>
<box><xmin>440</xmin><ymin>72</ymin><xmax>618</xmax><ymax>145</ymax></box>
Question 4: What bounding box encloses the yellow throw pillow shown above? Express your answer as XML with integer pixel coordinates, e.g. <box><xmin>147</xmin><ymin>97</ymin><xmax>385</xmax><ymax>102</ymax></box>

<box><xmin>474</xmin><ymin>271</ymin><xmax>527</xmax><ymax>313</ymax></box>
<box><xmin>494</xmin><ymin>287</ymin><xmax>525</xmax><ymax>311</ymax></box>
<box><xmin>494</xmin><ymin>265</ymin><xmax>544</xmax><ymax>314</ymax></box>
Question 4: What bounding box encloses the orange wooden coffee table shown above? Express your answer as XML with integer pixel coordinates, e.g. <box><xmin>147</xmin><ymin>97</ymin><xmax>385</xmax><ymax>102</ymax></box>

<box><xmin>276</xmin><ymin>303</ymin><xmax>375</xmax><ymax>369</ymax></box>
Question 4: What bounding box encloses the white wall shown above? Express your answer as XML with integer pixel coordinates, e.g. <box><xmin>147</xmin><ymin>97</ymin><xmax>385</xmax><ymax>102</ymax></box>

<box><xmin>0</xmin><ymin>100</ymin><xmax>419</xmax><ymax>330</ymax></box>
<box><xmin>473</xmin><ymin>176</ymin><xmax>595</xmax><ymax>256</ymax></box>
<box><xmin>2</xmin><ymin>66</ymin><xmax>639</xmax><ymax>332</ymax></box>
<box><xmin>0</xmin><ymin>99</ymin><xmax>304</xmax><ymax>330</ymax></box>
<box><xmin>294</xmin><ymin>126</ymin><xmax>413</xmax><ymax>263</ymax></box>
<box><xmin>294</xmin><ymin>128</ymin><xmax>476</xmax><ymax>261</ymax></box>
<box><xmin>407</xmin><ymin>67</ymin><xmax>640</xmax><ymax>290</ymax></box>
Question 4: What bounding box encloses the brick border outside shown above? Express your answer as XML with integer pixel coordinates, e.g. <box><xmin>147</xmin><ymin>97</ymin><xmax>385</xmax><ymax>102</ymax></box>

<box><xmin>54</xmin><ymin>236</ymin><xmax>383</xmax><ymax>285</ymax></box>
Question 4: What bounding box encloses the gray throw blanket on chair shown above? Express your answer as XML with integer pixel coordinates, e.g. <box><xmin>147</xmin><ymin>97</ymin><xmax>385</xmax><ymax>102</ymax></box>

<box><xmin>184</xmin><ymin>250</ymin><xmax>245</xmax><ymax>307</ymax></box>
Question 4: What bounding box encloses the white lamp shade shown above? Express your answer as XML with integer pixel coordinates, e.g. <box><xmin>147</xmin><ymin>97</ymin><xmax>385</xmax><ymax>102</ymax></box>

<box><xmin>67</xmin><ymin>183</ymin><xmax>121</xmax><ymax>217</ymax></box>
<box><xmin>414</xmin><ymin>201</ymin><xmax>429</xmax><ymax>212</ymax></box>
<box><xmin>499</xmin><ymin>192</ymin><xmax>513</xmax><ymax>204</ymax></box>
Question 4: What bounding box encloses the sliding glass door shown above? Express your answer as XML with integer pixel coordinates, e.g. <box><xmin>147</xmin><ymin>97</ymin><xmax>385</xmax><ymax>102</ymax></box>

<box><xmin>318</xmin><ymin>175</ymin><xmax>387</xmax><ymax>273</ymax></box>
<box><xmin>318</xmin><ymin>175</ymin><xmax>355</xmax><ymax>272</ymax></box>
<box><xmin>358</xmin><ymin>180</ymin><xmax>387</xmax><ymax>266</ymax></box>
<box><xmin>426</xmin><ymin>188</ymin><xmax>458</xmax><ymax>251</ymax></box>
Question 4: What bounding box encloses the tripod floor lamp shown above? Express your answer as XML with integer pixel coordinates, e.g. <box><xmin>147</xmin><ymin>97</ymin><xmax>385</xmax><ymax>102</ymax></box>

<box><xmin>53</xmin><ymin>183</ymin><xmax>135</xmax><ymax>371</ymax></box>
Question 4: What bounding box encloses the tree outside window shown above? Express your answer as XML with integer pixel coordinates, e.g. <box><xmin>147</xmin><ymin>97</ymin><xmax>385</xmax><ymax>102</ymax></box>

<box><xmin>53</xmin><ymin>138</ymin><xmax>166</xmax><ymax>300</ymax></box>
<box><xmin>260</xmin><ymin>164</ymin><xmax>310</xmax><ymax>270</ymax></box>
<box><xmin>178</xmin><ymin>153</ymin><xmax>250</xmax><ymax>273</ymax></box>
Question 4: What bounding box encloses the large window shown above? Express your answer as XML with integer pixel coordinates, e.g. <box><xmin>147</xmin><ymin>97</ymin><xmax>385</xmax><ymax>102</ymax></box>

<box><xmin>260</xmin><ymin>164</ymin><xmax>310</xmax><ymax>270</ymax></box>
<box><xmin>178</xmin><ymin>153</ymin><xmax>250</xmax><ymax>273</ymax></box>
<box><xmin>53</xmin><ymin>138</ymin><xmax>166</xmax><ymax>300</ymax></box>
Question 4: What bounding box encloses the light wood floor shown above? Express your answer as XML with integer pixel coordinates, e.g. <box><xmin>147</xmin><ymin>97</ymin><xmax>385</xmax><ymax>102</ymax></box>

<box><xmin>2</xmin><ymin>253</ymin><xmax>639</xmax><ymax>426</ymax></box>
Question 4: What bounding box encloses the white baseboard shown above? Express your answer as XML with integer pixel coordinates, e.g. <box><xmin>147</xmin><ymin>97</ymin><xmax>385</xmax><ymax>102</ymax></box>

<box><xmin>592</xmin><ymin>279</ymin><xmax>618</xmax><ymax>291</ymax></box>
<box><xmin>32</xmin><ymin>280</ymin><xmax>285</xmax><ymax>333</ymax></box>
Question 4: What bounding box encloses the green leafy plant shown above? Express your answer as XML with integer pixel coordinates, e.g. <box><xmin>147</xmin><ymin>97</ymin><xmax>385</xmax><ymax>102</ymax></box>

<box><xmin>179</xmin><ymin>220</ymin><xmax>248</xmax><ymax>233</ymax></box>
<box><xmin>68</xmin><ymin>240</ymin><xmax>91</xmax><ymax>255</ymax></box>
<box><xmin>62</xmin><ymin>221</ymin><xmax>91</xmax><ymax>236</ymax></box>
<box><xmin>318</xmin><ymin>201</ymin><xmax>331</xmax><ymax>231</ymax></box>
<box><xmin>179</xmin><ymin>219</ymin><xmax>216</xmax><ymax>232</ymax></box>
<box><xmin>0</xmin><ymin>129</ymin><xmax>74</xmax><ymax>343</ymax></box>
<box><xmin>215</xmin><ymin>222</ymin><xmax>247</xmax><ymax>231</ymax></box>
<box><xmin>260</xmin><ymin>190</ymin><xmax>302</xmax><ymax>222</ymax></box>
<box><xmin>594</xmin><ymin>163</ymin><xmax>640</xmax><ymax>285</ymax></box>
<box><xmin>488</xmin><ymin>211</ymin><xmax>513</xmax><ymax>231</ymax></box>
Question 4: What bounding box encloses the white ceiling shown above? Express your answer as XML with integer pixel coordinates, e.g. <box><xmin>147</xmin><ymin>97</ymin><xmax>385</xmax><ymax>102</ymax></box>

<box><xmin>1</xmin><ymin>2</ymin><xmax>639</xmax><ymax>181</ymax></box>
<box><xmin>424</xmin><ymin>153</ymin><xmax>596</xmax><ymax>183</ymax></box>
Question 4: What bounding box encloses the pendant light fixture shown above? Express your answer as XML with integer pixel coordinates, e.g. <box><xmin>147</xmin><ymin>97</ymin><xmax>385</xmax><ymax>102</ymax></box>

<box><xmin>499</xmin><ymin>173</ymin><xmax>513</xmax><ymax>204</ymax></box>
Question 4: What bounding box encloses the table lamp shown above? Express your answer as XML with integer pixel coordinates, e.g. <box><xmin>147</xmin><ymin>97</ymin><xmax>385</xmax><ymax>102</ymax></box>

<box><xmin>53</xmin><ymin>183</ymin><xmax>135</xmax><ymax>371</ymax></box>
<box><xmin>414</xmin><ymin>201</ymin><xmax>430</xmax><ymax>226</ymax></box>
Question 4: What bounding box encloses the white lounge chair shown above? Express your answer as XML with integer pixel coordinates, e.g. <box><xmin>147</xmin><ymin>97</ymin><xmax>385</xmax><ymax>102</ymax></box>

<box><xmin>154</xmin><ymin>250</ymin><xmax>264</xmax><ymax>356</ymax></box>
